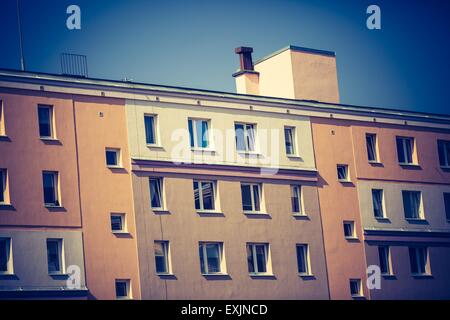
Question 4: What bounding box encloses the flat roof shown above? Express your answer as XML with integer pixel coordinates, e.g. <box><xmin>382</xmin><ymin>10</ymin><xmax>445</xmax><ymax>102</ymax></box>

<box><xmin>253</xmin><ymin>45</ymin><xmax>336</xmax><ymax>65</ymax></box>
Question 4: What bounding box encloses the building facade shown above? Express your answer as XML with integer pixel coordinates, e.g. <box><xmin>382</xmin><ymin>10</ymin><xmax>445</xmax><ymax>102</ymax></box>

<box><xmin>0</xmin><ymin>44</ymin><xmax>450</xmax><ymax>299</ymax></box>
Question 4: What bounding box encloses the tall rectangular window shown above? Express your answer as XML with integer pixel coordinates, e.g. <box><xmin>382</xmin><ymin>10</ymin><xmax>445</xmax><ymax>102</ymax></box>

<box><xmin>0</xmin><ymin>100</ymin><xmax>5</xmax><ymax>136</ymax></box>
<box><xmin>396</xmin><ymin>137</ymin><xmax>415</xmax><ymax>165</ymax></box>
<box><xmin>235</xmin><ymin>123</ymin><xmax>256</xmax><ymax>152</ymax></box>
<box><xmin>154</xmin><ymin>241</ymin><xmax>170</xmax><ymax>274</ymax></box>
<box><xmin>337</xmin><ymin>165</ymin><xmax>349</xmax><ymax>181</ymax></box>
<box><xmin>115</xmin><ymin>280</ymin><xmax>131</xmax><ymax>299</ymax></box>
<box><xmin>149</xmin><ymin>178</ymin><xmax>163</xmax><ymax>209</ymax></box>
<box><xmin>437</xmin><ymin>140</ymin><xmax>450</xmax><ymax>168</ymax></box>
<box><xmin>42</xmin><ymin>171</ymin><xmax>60</xmax><ymax>207</ymax></box>
<box><xmin>247</xmin><ymin>243</ymin><xmax>270</xmax><ymax>275</ymax></box>
<box><xmin>372</xmin><ymin>189</ymin><xmax>385</xmax><ymax>218</ymax></box>
<box><xmin>284</xmin><ymin>127</ymin><xmax>296</xmax><ymax>156</ymax></box>
<box><xmin>291</xmin><ymin>185</ymin><xmax>303</xmax><ymax>215</ymax></box>
<box><xmin>409</xmin><ymin>247</ymin><xmax>429</xmax><ymax>275</ymax></box>
<box><xmin>199</xmin><ymin>242</ymin><xmax>225</xmax><ymax>274</ymax></box>
<box><xmin>241</xmin><ymin>183</ymin><xmax>261</xmax><ymax>213</ymax></box>
<box><xmin>188</xmin><ymin>119</ymin><xmax>210</xmax><ymax>149</ymax></box>
<box><xmin>193</xmin><ymin>180</ymin><xmax>215</xmax><ymax>211</ymax></box>
<box><xmin>366</xmin><ymin>133</ymin><xmax>378</xmax><ymax>162</ymax></box>
<box><xmin>402</xmin><ymin>191</ymin><xmax>423</xmax><ymax>219</ymax></box>
<box><xmin>144</xmin><ymin>115</ymin><xmax>156</xmax><ymax>145</ymax></box>
<box><xmin>378</xmin><ymin>246</ymin><xmax>392</xmax><ymax>275</ymax></box>
<box><xmin>444</xmin><ymin>193</ymin><xmax>450</xmax><ymax>221</ymax></box>
<box><xmin>38</xmin><ymin>105</ymin><xmax>54</xmax><ymax>138</ymax></box>
<box><xmin>0</xmin><ymin>168</ymin><xmax>8</xmax><ymax>204</ymax></box>
<box><xmin>0</xmin><ymin>238</ymin><xmax>12</xmax><ymax>274</ymax></box>
<box><xmin>296</xmin><ymin>244</ymin><xmax>311</xmax><ymax>275</ymax></box>
<box><xmin>46</xmin><ymin>239</ymin><xmax>64</xmax><ymax>274</ymax></box>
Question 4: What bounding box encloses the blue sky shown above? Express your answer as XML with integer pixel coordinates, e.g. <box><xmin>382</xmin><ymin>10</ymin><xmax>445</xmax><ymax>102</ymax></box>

<box><xmin>0</xmin><ymin>0</ymin><xmax>449</xmax><ymax>114</ymax></box>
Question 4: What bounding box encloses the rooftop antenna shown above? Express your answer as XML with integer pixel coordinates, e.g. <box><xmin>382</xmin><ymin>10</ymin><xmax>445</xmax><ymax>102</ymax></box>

<box><xmin>16</xmin><ymin>0</ymin><xmax>25</xmax><ymax>71</ymax></box>
<box><xmin>60</xmin><ymin>53</ymin><xmax>89</xmax><ymax>78</ymax></box>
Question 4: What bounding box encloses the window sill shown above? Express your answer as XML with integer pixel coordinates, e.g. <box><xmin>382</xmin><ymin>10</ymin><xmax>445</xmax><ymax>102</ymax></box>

<box><xmin>112</xmin><ymin>231</ymin><xmax>131</xmax><ymax>236</ymax></box>
<box><xmin>146</xmin><ymin>144</ymin><xmax>164</xmax><ymax>149</ymax></box>
<box><xmin>156</xmin><ymin>272</ymin><xmax>175</xmax><ymax>277</ymax></box>
<box><xmin>287</xmin><ymin>155</ymin><xmax>302</xmax><ymax>159</ymax></box>
<box><xmin>40</xmin><ymin>137</ymin><xmax>58</xmax><ymax>141</ymax></box>
<box><xmin>0</xmin><ymin>203</ymin><xmax>14</xmax><ymax>209</ymax></box>
<box><xmin>382</xmin><ymin>274</ymin><xmax>396</xmax><ymax>279</ymax></box>
<box><xmin>152</xmin><ymin>209</ymin><xmax>170</xmax><ymax>215</ymax></box>
<box><xmin>116</xmin><ymin>297</ymin><xmax>133</xmax><ymax>300</ymax></box>
<box><xmin>0</xmin><ymin>135</ymin><xmax>10</xmax><ymax>141</ymax></box>
<box><xmin>375</xmin><ymin>217</ymin><xmax>390</xmax><ymax>222</ymax></box>
<box><xmin>44</xmin><ymin>204</ymin><xmax>64</xmax><ymax>209</ymax></box>
<box><xmin>107</xmin><ymin>165</ymin><xmax>124</xmax><ymax>169</ymax></box>
<box><xmin>338</xmin><ymin>179</ymin><xmax>352</xmax><ymax>183</ymax></box>
<box><xmin>440</xmin><ymin>166</ymin><xmax>450</xmax><ymax>170</ymax></box>
<box><xmin>237</xmin><ymin>151</ymin><xmax>262</xmax><ymax>157</ymax></box>
<box><xmin>351</xmin><ymin>295</ymin><xmax>366</xmax><ymax>300</ymax></box>
<box><xmin>292</xmin><ymin>213</ymin><xmax>308</xmax><ymax>219</ymax></box>
<box><xmin>345</xmin><ymin>236</ymin><xmax>359</xmax><ymax>242</ymax></box>
<box><xmin>197</xmin><ymin>211</ymin><xmax>224</xmax><ymax>216</ymax></box>
<box><xmin>298</xmin><ymin>273</ymin><xmax>315</xmax><ymax>279</ymax></box>
<box><xmin>191</xmin><ymin>148</ymin><xmax>216</xmax><ymax>154</ymax></box>
<box><xmin>201</xmin><ymin>273</ymin><xmax>229</xmax><ymax>277</ymax></box>
<box><xmin>244</xmin><ymin>212</ymin><xmax>271</xmax><ymax>218</ymax></box>
<box><xmin>48</xmin><ymin>272</ymin><xmax>69</xmax><ymax>277</ymax></box>
<box><xmin>412</xmin><ymin>273</ymin><xmax>433</xmax><ymax>279</ymax></box>
<box><xmin>249</xmin><ymin>273</ymin><xmax>276</xmax><ymax>279</ymax></box>
<box><xmin>405</xmin><ymin>218</ymin><xmax>427</xmax><ymax>222</ymax></box>
<box><xmin>399</xmin><ymin>163</ymin><xmax>420</xmax><ymax>168</ymax></box>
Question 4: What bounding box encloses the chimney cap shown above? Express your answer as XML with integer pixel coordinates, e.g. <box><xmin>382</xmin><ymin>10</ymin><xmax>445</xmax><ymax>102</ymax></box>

<box><xmin>235</xmin><ymin>47</ymin><xmax>253</xmax><ymax>54</ymax></box>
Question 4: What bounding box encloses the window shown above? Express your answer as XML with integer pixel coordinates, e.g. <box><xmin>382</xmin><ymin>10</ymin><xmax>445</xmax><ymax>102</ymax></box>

<box><xmin>396</xmin><ymin>137</ymin><xmax>415</xmax><ymax>165</ymax></box>
<box><xmin>38</xmin><ymin>105</ymin><xmax>54</xmax><ymax>138</ymax></box>
<box><xmin>349</xmin><ymin>279</ymin><xmax>362</xmax><ymax>298</ymax></box>
<box><xmin>105</xmin><ymin>148</ymin><xmax>121</xmax><ymax>167</ymax></box>
<box><xmin>343</xmin><ymin>221</ymin><xmax>356</xmax><ymax>239</ymax></box>
<box><xmin>0</xmin><ymin>168</ymin><xmax>8</xmax><ymax>204</ymax></box>
<box><xmin>402</xmin><ymin>191</ymin><xmax>423</xmax><ymax>219</ymax></box>
<box><xmin>296</xmin><ymin>244</ymin><xmax>311</xmax><ymax>275</ymax></box>
<box><xmin>0</xmin><ymin>100</ymin><xmax>5</xmax><ymax>136</ymax></box>
<box><xmin>149</xmin><ymin>178</ymin><xmax>163</xmax><ymax>209</ymax></box>
<box><xmin>0</xmin><ymin>238</ymin><xmax>12</xmax><ymax>274</ymax></box>
<box><xmin>235</xmin><ymin>123</ymin><xmax>256</xmax><ymax>152</ymax></box>
<box><xmin>372</xmin><ymin>189</ymin><xmax>385</xmax><ymax>219</ymax></box>
<box><xmin>111</xmin><ymin>214</ymin><xmax>126</xmax><ymax>233</ymax></box>
<box><xmin>144</xmin><ymin>115</ymin><xmax>156</xmax><ymax>145</ymax></box>
<box><xmin>337</xmin><ymin>165</ymin><xmax>349</xmax><ymax>181</ymax></box>
<box><xmin>366</xmin><ymin>133</ymin><xmax>378</xmax><ymax>162</ymax></box>
<box><xmin>115</xmin><ymin>280</ymin><xmax>131</xmax><ymax>299</ymax></box>
<box><xmin>378</xmin><ymin>246</ymin><xmax>392</xmax><ymax>275</ymax></box>
<box><xmin>47</xmin><ymin>239</ymin><xmax>64</xmax><ymax>274</ymax></box>
<box><xmin>193</xmin><ymin>180</ymin><xmax>216</xmax><ymax>211</ymax></box>
<box><xmin>438</xmin><ymin>140</ymin><xmax>450</xmax><ymax>168</ymax></box>
<box><xmin>247</xmin><ymin>243</ymin><xmax>270</xmax><ymax>275</ymax></box>
<box><xmin>199</xmin><ymin>242</ymin><xmax>225</xmax><ymax>275</ymax></box>
<box><xmin>154</xmin><ymin>241</ymin><xmax>170</xmax><ymax>274</ymax></box>
<box><xmin>284</xmin><ymin>127</ymin><xmax>296</xmax><ymax>156</ymax></box>
<box><xmin>241</xmin><ymin>183</ymin><xmax>261</xmax><ymax>213</ymax></box>
<box><xmin>409</xmin><ymin>247</ymin><xmax>429</xmax><ymax>275</ymax></box>
<box><xmin>188</xmin><ymin>119</ymin><xmax>210</xmax><ymax>149</ymax></box>
<box><xmin>291</xmin><ymin>185</ymin><xmax>303</xmax><ymax>215</ymax></box>
<box><xmin>444</xmin><ymin>193</ymin><xmax>450</xmax><ymax>221</ymax></box>
<box><xmin>42</xmin><ymin>171</ymin><xmax>60</xmax><ymax>207</ymax></box>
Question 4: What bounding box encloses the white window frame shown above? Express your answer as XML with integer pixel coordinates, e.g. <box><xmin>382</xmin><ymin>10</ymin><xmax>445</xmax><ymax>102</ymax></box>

<box><xmin>402</xmin><ymin>190</ymin><xmax>424</xmax><ymax>220</ymax></box>
<box><xmin>149</xmin><ymin>177</ymin><xmax>164</xmax><ymax>210</ymax></box>
<box><xmin>296</xmin><ymin>244</ymin><xmax>312</xmax><ymax>276</ymax></box>
<box><xmin>397</xmin><ymin>136</ymin><xmax>415</xmax><ymax>165</ymax></box>
<box><xmin>0</xmin><ymin>237</ymin><xmax>13</xmax><ymax>275</ymax></box>
<box><xmin>115</xmin><ymin>279</ymin><xmax>132</xmax><ymax>300</ymax></box>
<box><xmin>337</xmin><ymin>164</ymin><xmax>350</xmax><ymax>182</ymax></box>
<box><xmin>343</xmin><ymin>221</ymin><xmax>357</xmax><ymax>239</ymax></box>
<box><xmin>284</xmin><ymin>126</ymin><xmax>297</xmax><ymax>156</ymax></box>
<box><xmin>111</xmin><ymin>213</ymin><xmax>127</xmax><ymax>234</ymax></box>
<box><xmin>372</xmin><ymin>189</ymin><xmax>386</xmax><ymax>219</ymax></box>
<box><xmin>349</xmin><ymin>279</ymin><xmax>363</xmax><ymax>298</ymax></box>
<box><xmin>144</xmin><ymin>114</ymin><xmax>158</xmax><ymax>146</ymax></box>
<box><xmin>291</xmin><ymin>185</ymin><xmax>304</xmax><ymax>216</ymax></box>
<box><xmin>154</xmin><ymin>240</ymin><xmax>171</xmax><ymax>275</ymax></box>
<box><xmin>235</xmin><ymin>122</ymin><xmax>257</xmax><ymax>153</ymax></box>
<box><xmin>42</xmin><ymin>171</ymin><xmax>61</xmax><ymax>207</ymax></box>
<box><xmin>193</xmin><ymin>180</ymin><xmax>217</xmax><ymax>212</ymax></box>
<box><xmin>37</xmin><ymin>104</ymin><xmax>55</xmax><ymax>139</ymax></box>
<box><xmin>241</xmin><ymin>183</ymin><xmax>263</xmax><ymax>213</ymax></box>
<box><xmin>188</xmin><ymin>118</ymin><xmax>212</xmax><ymax>150</ymax></box>
<box><xmin>199</xmin><ymin>242</ymin><xmax>226</xmax><ymax>275</ymax></box>
<box><xmin>247</xmin><ymin>243</ymin><xmax>272</xmax><ymax>276</ymax></box>
<box><xmin>46</xmin><ymin>238</ymin><xmax>65</xmax><ymax>275</ymax></box>
<box><xmin>366</xmin><ymin>133</ymin><xmax>378</xmax><ymax>162</ymax></box>
<box><xmin>105</xmin><ymin>148</ymin><xmax>122</xmax><ymax>168</ymax></box>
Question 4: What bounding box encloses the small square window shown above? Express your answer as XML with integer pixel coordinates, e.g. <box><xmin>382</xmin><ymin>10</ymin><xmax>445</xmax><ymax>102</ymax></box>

<box><xmin>337</xmin><ymin>165</ymin><xmax>349</xmax><ymax>182</ymax></box>
<box><xmin>115</xmin><ymin>279</ymin><xmax>131</xmax><ymax>299</ymax></box>
<box><xmin>106</xmin><ymin>148</ymin><xmax>121</xmax><ymax>167</ymax></box>
<box><xmin>111</xmin><ymin>214</ymin><xmax>126</xmax><ymax>233</ymax></box>
<box><xmin>349</xmin><ymin>279</ymin><xmax>362</xmax><ymax>298</ymax></box>
<box><xmin>343</xmin><ymin>221</ymin><xmax>356</xmax><ymax>239</ymax></box>
<box><xmin>38</xmin><ymin>105</ymin><xmax>54</xmax><ymax>138</ymax></box>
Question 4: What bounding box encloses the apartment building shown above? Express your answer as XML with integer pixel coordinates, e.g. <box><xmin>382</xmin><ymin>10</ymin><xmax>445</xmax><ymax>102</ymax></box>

<box><xmin>0</xmin><ymin>44</ymin><xmax>449</xmax><ymax>300</ymax></box>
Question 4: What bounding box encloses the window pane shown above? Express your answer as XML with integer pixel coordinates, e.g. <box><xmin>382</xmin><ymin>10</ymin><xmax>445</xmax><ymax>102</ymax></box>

<box><xmin>0</xmin><ymin>169</ymin><xmax>5</xmax><ymax>203</ymax></box>
<box><xmin>154</xmin><ymin>242</ymin><xmax>168</xmax><ymax>273</ymax></box>
<box><xmin>437</xmin><ymin>141</ymin><xmax>446</xmax><ymax>166</ymax></box>
<box><xmin>201</xmin><ymin>182</ymin><xmax>214</xmax><ymax>210</ymax></box>
<box><xmin>43</xmin><ymin>172</ymin><xmax>58</xmax><ymax>205</ymax></box>
<box><xmin>405</xmin><ymin>139</ymin><xmax>413</xmax><ymax>163</ymax></box>
<box><xmin>246</xmin><ymin>124</ymin><xmax>255</xmax><ymax>151</ymax></box>
<box><xmin>285</xmin><ymin>128</ymin><xmax>294</xmax><ymax>155</ymax></box>
<box><xmin>444</xmin><ymin>193</ymin><xmax>450</xmax><ymax>221</ymax></box>
<box><xmin>193</xmin><ymin>181</ymin><xmax>201</xmax><ymax>210</ymax></box>
<box><xmin>372</xmin><ymin>189</ymin><xmax>383</xmax><ymax>218</ymax></box>
<box><xmin>350</xmin><ymin>280</ymin><xmax>360</xmax><ymax>296</ymax></box>
<box><xmin>255</xmin><ymin>245</ymin><xmax>267</xmax><ymax>273</ymax></box>
<box><xmin>188</xmin><ymin>119</ymin><xmax>194</xmax><ymax>147</ymax></box>
<box><xmin>199</xmin><ymin>120</ymin><xmax>209</xmax><ymax>148</ymax></box>
<box><xmin>144</xmin><ymin>116</ymin><xmax>155</xmax><ymax>144</ymax></box>
<box><xmin>247</xmin><ymin>245</ymin><xmax>255</xmax><ymax>273</ymax></box>
<box><xmin>291</xmin><ymin>186</ymin><xmax>301</xmax><ymax>213</ymax></box>
<box><xmin>149</xmin><ymin>178</ymin><xmax>162</xmax><ymax>208</ymax></box>
<box><xmin>115</xmin><ymin>281</ymin><xmax>127</xmax><ymax>297</ymax></box>
<box><xmin>241</xmin><ymin>185</ymin><xmax>253</xmax><ymax>211</ymax></box>
<box><xmin>409</xmin><ymin>248</ymin><xmax>419</xmax><ymax>274</ymax></box>
<box><xmin>199</xmin><ymin>243</ymin><xmax>205</xmax><ymax>274</ymax></box>
<box><xmin>337</xmin><ymin>166</ymin><xmax>347</xmax><ymax>180</ymax></box>
<box><xmin>252</xmin><ymin>185</ymin><xmax>260</xmax><ymax>212</ymax></box>
<box><xmin>235</xmin><ymin>124</ymin><xmax>245</xmax><ymax>151</ymax></box>
<box><xmin>206</xmin><ymin>243</ymin><xmax>220</xmax><ymax>273</ymax></box>
<box><xmin>38</xmin><ymin>106</ymin><xmax>51</xmax><ymax>137</ymax></box>
<box><xmin>417</xmin><ymin>248</ymin><xmax>427</xmax><ymax>274</ymax></box>
<box><xmin>403</xmin><ymin>191</ymin><xmax>420</xmax><ymax>219</ymax></box>
<box><xmin>378</xmin><ymin>246</ymin><xmax>389</xmax><ymax>274</ymax></box>
<box><xmin>0</xmin><ymin>239</ymin><xmax>9</xmax><ymax>272</ymax></box>
<box><xmin>111</xmin><ymin>215</ymin><xmax>123</xmax><ymax>231</ymax></box>
<box><xmin>47</xmin><ymin>240</ymin><xmax>60</xmax><ymax>273</ymax></box>
<box><xmin>366</xmin><ymin>134</ymin><xmax>376</xmax><ymax>161</ymax></box>
<box><xmin>106</xmin><ymin>150</ymin><xmax>117</xmax><ymax>166</ymax></box>
<box><xmin>296</xmin><ymin>245</ymin><xmax>307</xmax><ymax>274</ymax></box>
<box><xmin>344</xmin><ymin>223</ymin><xmax>353</xmax><ymax>237</ymax></box>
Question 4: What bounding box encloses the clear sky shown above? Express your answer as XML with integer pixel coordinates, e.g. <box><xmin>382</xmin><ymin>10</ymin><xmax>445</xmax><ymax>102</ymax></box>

<box><xmin>0</xmin><ymin>0</ymin><xmax>449</xmax><ymax>114</ymax></box>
